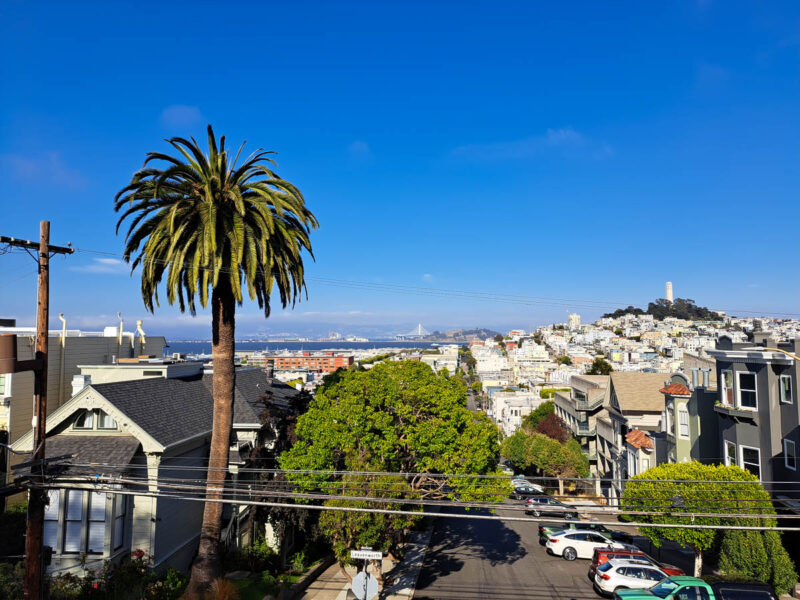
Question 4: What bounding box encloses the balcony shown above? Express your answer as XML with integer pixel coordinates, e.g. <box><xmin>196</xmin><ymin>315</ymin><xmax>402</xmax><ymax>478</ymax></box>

<box><xmin>576</xmin><ymin>423</ymin><xmax>597</xmax><ymax>436</ymax></box>
<box><xmin>576</xmin><ymin>396</ymin><xmax>604</xmax><ymax>412</ymax></box>
<box><xmin>714</xmin><ymin>403</ymin><xmax>758</xmax><ymax>422</ymax></box>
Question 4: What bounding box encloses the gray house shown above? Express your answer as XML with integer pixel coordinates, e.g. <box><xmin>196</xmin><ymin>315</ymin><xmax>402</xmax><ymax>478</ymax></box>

<box><xmin>708</xmin><ymin>334</ymin><xmax>800</xmax><ymax>496</ymax></box>
<box><xmin>12</xmin><ymin>360</ymin><xmax>300</xmax><ymax>575</ymax></box>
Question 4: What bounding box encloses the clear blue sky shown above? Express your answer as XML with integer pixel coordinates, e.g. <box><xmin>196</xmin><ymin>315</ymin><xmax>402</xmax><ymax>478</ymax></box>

<box><xmin>1</xmin><ymin>1</ymin><xmax>799</xmax><ymax>338</ymax></box>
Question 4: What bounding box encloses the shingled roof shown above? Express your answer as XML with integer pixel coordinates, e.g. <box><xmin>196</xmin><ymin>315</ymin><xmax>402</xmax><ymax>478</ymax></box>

<box><xmin>610</xmin><ymin>372</ymin><xmax>668</xmax><ymax>413</ymax></box>
<box><xmin>92</xmin><ymin>368</ymin><xmax>299</xmax><ymax>448</ymax></box>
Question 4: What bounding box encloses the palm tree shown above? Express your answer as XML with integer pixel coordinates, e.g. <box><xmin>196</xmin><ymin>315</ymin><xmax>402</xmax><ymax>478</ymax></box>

<box><xmin>115</xmin><ymin>126</ymin><xmax>317</xmax><ymax>598</ymax></box>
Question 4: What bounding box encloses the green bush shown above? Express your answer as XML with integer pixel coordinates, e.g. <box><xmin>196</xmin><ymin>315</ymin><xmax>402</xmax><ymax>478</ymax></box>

<box><xmin>223</xmin><ymin>538</ymin><xmax>279</xmax><ymax>574</ymax></box>
<box><xmin>0</xmin><ymin>562</ymin><xmax>24</xmax><ymax>600</ymax></box>
<box><xmin>720</xmin><ymin>529</ymin><xmax>797</xmax><ymax>596</ymax></box>
<box><xmin>260</xmin><ymin>572</ymin><xmax>279</xmax><ymax>596</ymax></box>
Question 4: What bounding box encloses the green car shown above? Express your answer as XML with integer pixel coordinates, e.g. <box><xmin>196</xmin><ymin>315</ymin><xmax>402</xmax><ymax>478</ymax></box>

<box><xmin>614</xmin><ymin>576</ymin><xmax>778</xmax><ymax>599</ymax></box>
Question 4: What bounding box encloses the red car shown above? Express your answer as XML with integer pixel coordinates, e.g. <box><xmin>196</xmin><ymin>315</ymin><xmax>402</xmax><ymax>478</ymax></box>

<box><xmin>588</xmin><ymin>546</ymin><xmax>684</xmax><ymax>581</ymax></box>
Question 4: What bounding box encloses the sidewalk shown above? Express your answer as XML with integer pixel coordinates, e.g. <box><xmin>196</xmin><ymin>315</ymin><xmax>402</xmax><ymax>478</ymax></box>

<box><xmin>299</xmin><ymin>524</ymin><xmax>435</xmax><ymax>600</ymax></box>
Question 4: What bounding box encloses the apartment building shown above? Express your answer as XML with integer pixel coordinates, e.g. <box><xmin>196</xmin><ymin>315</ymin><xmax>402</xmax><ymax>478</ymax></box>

<box><xmin>554</xmin><ymin>375</ymin><xmax>609</xmax><ymax>475</ymax></box>
<box><xmin>265</xmin><ymin>352</ymin><xmax>354</xmax><ymax>373</ymax></box>
<box><xmin>708</xmin><ymin>334</ymin><xmax>800</xmax><ymax>493</ymax></box>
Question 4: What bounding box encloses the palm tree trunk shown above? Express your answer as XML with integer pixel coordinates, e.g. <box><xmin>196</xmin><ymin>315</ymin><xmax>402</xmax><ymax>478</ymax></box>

<box><xmin>185</xmin><ymin>282</ymin><xmax>236</xmax><ymax>599</ymax></box>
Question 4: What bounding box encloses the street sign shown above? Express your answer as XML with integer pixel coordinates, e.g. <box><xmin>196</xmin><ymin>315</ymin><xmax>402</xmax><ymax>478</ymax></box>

<box><xmin>350</xmin><ymin>549</ymin><xmax>383</xmax><ymax>560</ymax></box>
<box><xmin>351</xmin><ymin>572</ymin><xmax>379</xmax><ymax>600</ymax></box>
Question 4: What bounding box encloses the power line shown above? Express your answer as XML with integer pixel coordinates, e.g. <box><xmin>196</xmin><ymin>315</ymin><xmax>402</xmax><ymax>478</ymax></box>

<box><xmin>31</xmin><ymin>482</ymin><xmax>800</xmax><ymax>533</ymax></box>
<box><xmin>66</xmin><ymin>246</ymin><xmax>800</xmax><ymax>318</ymax></box>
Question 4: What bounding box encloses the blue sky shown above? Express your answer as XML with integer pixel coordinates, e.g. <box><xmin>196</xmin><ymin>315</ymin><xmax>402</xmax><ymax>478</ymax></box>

<box><xmin>1</xmin><ymin>1</ymin><xmax>799</xmax><ymax>338</ymax></box>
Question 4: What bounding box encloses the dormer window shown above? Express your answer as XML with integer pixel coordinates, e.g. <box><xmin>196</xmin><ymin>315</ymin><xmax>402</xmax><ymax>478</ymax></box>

<box><xmin>74</xmin><ymin>410</ymin><xmax>94</xmax><ymax>430</ymax></box>
<box><xmin>73</xmin><ymin>409</ymin><xmax>117</xmax><ymax>431</ymax></box>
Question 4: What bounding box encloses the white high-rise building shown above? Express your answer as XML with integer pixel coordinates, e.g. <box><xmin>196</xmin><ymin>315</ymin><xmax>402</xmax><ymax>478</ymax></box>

<box><xmin>665</xmin><ymin>281</ymin><xmax>673</xmax><ymax>303</ymax></box>
<box><xmin>568</xmin><ymin>313</ymin><xmax>581</xmax><ymax>330</ymax></box>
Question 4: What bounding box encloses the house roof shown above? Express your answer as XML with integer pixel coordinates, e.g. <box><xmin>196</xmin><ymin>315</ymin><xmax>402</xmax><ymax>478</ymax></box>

<box><xmin>610</xmin><ymin>372</ymin><xmax>668</xmax><ymax>413</ymax></box>
<box><xmin>40</xmin><ymin>435</ymin><xmax>141</xmax><ymax>475</ymax></box>
<box><xmin>660</xmin><ymin>382</ymin><xmax>692</xmax><ymax>396</ymax></box>
<box><xmin>625</xmin><ymin>429</ymin><xmax>654</xmax><ymax>450</ymax></box>
<box><xmin>92</xmin><ymin>368</ymin><xmax>299</xmax><ymax>448</ymax></box>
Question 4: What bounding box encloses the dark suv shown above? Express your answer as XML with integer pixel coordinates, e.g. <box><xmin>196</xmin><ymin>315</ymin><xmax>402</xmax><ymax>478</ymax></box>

<box><xmin>524</xmin><ymin>495</ymin><xmax>579</xmax><ymax>518</ymax></box>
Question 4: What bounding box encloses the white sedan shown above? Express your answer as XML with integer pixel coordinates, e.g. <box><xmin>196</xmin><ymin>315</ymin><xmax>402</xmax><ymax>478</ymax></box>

<box><xmin>545</xmin><ymin>530</ymin><xmax>626</xmax><ymax>561</ymax></box>
<box><xmin>593</xmin><ymin>559</ymin><xmax>667</xmax><ymax>596</ymax></box>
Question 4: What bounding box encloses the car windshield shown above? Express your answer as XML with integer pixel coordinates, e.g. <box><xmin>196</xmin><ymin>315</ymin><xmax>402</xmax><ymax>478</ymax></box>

<box><xmin>648</xmin><ymin>579</ymin><xmax>679</xmax><ymax>598</ymax></box>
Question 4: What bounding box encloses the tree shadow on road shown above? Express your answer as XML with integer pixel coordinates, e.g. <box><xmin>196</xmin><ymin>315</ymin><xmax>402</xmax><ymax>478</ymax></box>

<box><xmin>414</xmin><ymin>508</ymin><xmax>527</xmax><ymax>592</ymax></box>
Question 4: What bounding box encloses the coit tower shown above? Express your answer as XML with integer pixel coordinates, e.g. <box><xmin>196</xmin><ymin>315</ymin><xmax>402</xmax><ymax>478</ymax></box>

<box><xmin>665</xmin><ymin>281</ymin><xmax>674</xmax><ymax>303</ymax></box>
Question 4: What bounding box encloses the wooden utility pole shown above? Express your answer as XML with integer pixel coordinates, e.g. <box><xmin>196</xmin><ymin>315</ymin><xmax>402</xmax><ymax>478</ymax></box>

<box><xmin>0</xmin><ymin>222</ymin><xmax>73</xmax><ymax>599</ymax></box>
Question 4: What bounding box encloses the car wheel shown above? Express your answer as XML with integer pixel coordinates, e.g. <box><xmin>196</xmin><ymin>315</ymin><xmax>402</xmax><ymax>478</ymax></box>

<box><xmin>532</xmin><ymin>509</ymin><xmax>541</xmax><ymax>517</ymax></box>
<box><xmin>563</xmin><ymin>547</ymin><xmax>577</xmax><ymax>561</ymax></box>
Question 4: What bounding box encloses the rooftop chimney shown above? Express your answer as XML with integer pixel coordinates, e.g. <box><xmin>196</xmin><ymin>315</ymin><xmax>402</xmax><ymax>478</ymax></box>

<box><xmin>701</xmin><ymin>368</ymin><xmax>710</xmax><ymax>389</ymax></box>
<box><xmin>72</xmin><ymin>374</ymin><xmax>91</xmax><ymax>398</ymax></box>
<box><xmin>690</xmin><ymin>368</ymin><xmax>699</xmax><ymax>388</ymax></box>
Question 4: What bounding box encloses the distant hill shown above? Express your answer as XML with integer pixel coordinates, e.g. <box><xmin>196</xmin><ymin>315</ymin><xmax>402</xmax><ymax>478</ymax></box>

<box><xmin>603</xmin><ymin>298</ymin><xmax>722</xmax><ymax>321</ymax></box>
<box><xmin>422</xmin><ymin>327</ymin><xmax>501</xmax><ymax>342</ymax></box>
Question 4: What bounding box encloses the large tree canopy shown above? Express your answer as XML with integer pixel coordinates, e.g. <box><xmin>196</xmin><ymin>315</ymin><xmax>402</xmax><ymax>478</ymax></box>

<box><xmin>280</xmin><ymin>361</ymin><xmax>504</xmax><ymax>563</ymax></box>
<box><xmin>621</xmin><ymin>461</ymin><xmax>789</xmax><ymax>580</ymax></box>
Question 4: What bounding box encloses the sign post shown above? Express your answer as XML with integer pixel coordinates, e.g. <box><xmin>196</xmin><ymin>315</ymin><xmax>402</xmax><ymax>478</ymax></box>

<box><xmin>350</xmin><ymin>547</ymin><xmax>381</xmax><ymax>600</ymax></box>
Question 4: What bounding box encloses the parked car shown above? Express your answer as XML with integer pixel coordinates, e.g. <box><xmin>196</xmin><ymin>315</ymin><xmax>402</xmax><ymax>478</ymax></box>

<box><xmin>499</xmin><ymin>464</ymin><xmax>514</xmax><ymax>476</ymax></box>
<box><xmin>524</xmin><ymin>495</ymin><xmax>579</xmax><ymax>518</ymax></box>
<box><xmin>589</xmin><ymin>547</ymin><xmax>684</xmax><ymax>580</ymax></box>
<box><xmin>593</xmin><ymin>559</ymin><xmax>668</xmax><ymax>597</ymax></box>
<box><xmin>545</xmin><ymin>530</ymin><xmax>627</xmax><ymax>561</ymax></box>
<box><xmin>512</xmin><ymin>477</ymin><xmax>545</xmax><ymax>491</ymax></box>
<box><xmin>510</xmin><ymin>485</ymin><xmax>546</xmax><ymax>500</ymax></box>
<box><xmin>613</xmin><ymin>576</ymin><xmax>778</xmax><ymax>599</ymax></box>
<box><xmin>538</xmin><ymin>520</ymin><xmax>633</xmax><ymax>545</ymax></box>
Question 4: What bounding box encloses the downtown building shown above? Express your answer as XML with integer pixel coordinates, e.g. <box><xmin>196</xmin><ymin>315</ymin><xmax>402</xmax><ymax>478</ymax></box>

<box><xmin>265</xmin><ymin>351</ymin><xmax>354</xmax><ymax>373</ymax></box>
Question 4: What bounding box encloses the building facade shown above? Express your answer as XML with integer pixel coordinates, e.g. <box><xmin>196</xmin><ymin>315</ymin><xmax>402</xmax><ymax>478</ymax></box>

<box><xmin>265</xmin><ymin>352</ymin><xmax>354</xmax><ymax>373</ymax></box>
<box><xmin>708</xmin><ymin>334</ymin><xmax>800</xmax><ymax>494</ymax></box>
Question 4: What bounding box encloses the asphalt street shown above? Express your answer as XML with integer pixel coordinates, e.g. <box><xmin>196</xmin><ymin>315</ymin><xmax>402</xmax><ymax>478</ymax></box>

<box><xmin>414</xmin><ymin>505</ymin><xmax>603</xmax><ymax>600</ymax></box>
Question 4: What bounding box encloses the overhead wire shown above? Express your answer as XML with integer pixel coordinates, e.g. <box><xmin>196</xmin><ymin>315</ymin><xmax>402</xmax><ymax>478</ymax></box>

<box><xmin>67</xmin><ymin>245</ymin><xmax>800</xmax><ymax>318</ymax></box>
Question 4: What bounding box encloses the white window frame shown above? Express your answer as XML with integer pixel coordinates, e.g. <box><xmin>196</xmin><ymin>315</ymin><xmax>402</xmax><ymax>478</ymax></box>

<box><xmin>736</xmin><ymin>371</ymin><xmax>758</xmax><ymax>410</ymax></box>
<box><xmin>0</xmin><ymin>373</ymin><xmax>11</xmax><ymax>397</ymax></box>
<box><xmin>678</xmin><ymin>407</ymin><xmax>690</xmax><ymax>439</ymax></box>
<box><xmin>780</xmin><ymin>375</ymin><xmax>793</xmax><ymax>405</ymax></box>
<box><xmin>740</xmin><ymin>445</ymin><xmax>761</xmax><ymax>480</ymax></box>
<box><xmin>724</xmin><ymin>440</ymin><xmax>737</xmax><ymax>467</ymax></box>
<box><xmin>785</xmin><ymin>439</ymin><xmax>797</xmax><ymax>471</ymax></box>
<box><xmin>720</xmin><ymin>370</ymin><xmax>733</xmax><ymax>406</ymax></box>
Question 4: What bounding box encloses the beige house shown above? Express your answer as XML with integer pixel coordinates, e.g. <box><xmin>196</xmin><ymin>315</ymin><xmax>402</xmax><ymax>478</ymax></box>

<box><xmin>12</xmin><ymin>360</ymin><xmax>300</xmax><ymax>575</ymax></box>
<box><xmin>0</xmin><ymin>323</ymin><xmax>166</xmax><ymax>503</ymax></box>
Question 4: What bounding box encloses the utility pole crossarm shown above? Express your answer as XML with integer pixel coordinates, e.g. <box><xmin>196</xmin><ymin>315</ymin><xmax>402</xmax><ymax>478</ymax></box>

<box><xmin>0</xmin><ymin>235</ymin><xmax>74</xmax><ymax>256</ymax></box>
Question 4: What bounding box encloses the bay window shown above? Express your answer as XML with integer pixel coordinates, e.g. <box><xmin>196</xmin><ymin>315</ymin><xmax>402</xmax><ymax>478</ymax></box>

<box><xmin>737</xmin><ymin>372</ymin><xmax>757</xmax><ymax>409</ymax></box>
<box><xmin>741</xmin><ymin>446</ymin><xmax>761</xmax><ymax>479</ymax></box>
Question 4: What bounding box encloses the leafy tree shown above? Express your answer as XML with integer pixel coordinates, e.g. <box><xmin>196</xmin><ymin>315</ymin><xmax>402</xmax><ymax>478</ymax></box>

<box><xmin>501</xmin><ymin>431</ymin><xmax>588</xmax><ymax>478</ymax></box>
<box><xmin>621</xmin><ymin>462</ymin><xmax>778</xmax><ymax>578</ymax></box>
<box><xmin>614</xmin><ymin>328</ymin><xmax>623</xmax><ymax>336</ymax></box>
<box><xmin>535</xmin><ymin>412</ymin><xmax>570</xmax><ymax>444</ymax></box>
<box><xmin>522</xmin><ymin>400</ymin><xmax>554</xmax><ymax>430</ymax></box>
<box><xmin>115</xmin><ymin>126</ymin><xmax>318</xmax><ymax>598</ymax></box>
<box><xmin>558</xmin><ymin>355</ymin><xmax>572</xmax><ymax>365</ymax></box>
<box><xmin>603</xmin><ymin>298</ymin><xmax>722</xmax><ymax>321</ymax></box>
<box><xmin>586</xmin><ymin>357</ymin><xmax>614</xmax><ymax>375</ymax></box>
<box><xmin>471</xmin><ymin>381</ymin><xmax>482</xmax><ymax>393</ymax></box>
<box><xmin>280</xmin><ymin>361</ymin><xmax>505</xmax><ymax>567</ymax></box>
